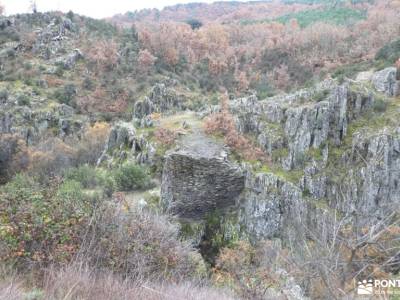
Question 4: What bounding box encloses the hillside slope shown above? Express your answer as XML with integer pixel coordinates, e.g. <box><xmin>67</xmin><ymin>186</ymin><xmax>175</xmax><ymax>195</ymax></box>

<box><xmin>0</xmin><ymin>2</ymin><xmax>400</xmax><ymax>299</ymax></box>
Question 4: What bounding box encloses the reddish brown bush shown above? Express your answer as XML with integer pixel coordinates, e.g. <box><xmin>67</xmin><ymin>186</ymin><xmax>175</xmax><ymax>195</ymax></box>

<box><xmin>154</xmin><ymin>128</ymin><xmax>178</xmax><ymax>146</ymax></box>
<box><xmin>204</xmin><ymin>93</ymin><xmax>268</xmax><ymax>162</ymax></box>
<box><xmin>28</xmin><ymin>137</ymin><xmax>77</xmax><ymax>180</ymax></box>
<box><xmin>85</xmin><ymin>39</ymin><xmax>119</xmax><ymax>72</ymax></box>
<box><xmin>76</xmin><ymin>122</ymin><xmax>111</xmax><ymax>164</ymax></box>
<box><xmin>137</xmin><ymin>48</ymin><xmax>157</xmax><ymax>72</ymax></box>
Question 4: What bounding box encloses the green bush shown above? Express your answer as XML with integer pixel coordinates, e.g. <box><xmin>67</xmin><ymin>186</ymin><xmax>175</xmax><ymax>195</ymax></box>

<box><xmin>372</xmin><ymin>98</ymin><xmax>387</xmax><ymax>113</ymax></box>
<box><xmin>57</xmin><ymin>179</ymin><xmax>83</xmax><ymax>198</ymax></box>
<box><xmin>0</xmin><ymin>89</ymin><xmax>8</xmax><ymax>102</ymax></box>
<box><xmin>54</xmin><ymin>84</ymin><xmax>77</xmax><ymax>106</ymax></box>
<box><xmin>17</xmin><ymin>94</ymin><xmax>30</xmax><ymax>106</ymax></box>
<box><xmin>375</xmin><ymin>39</ymin><xmax>400</xmax><ymax>64</ymax></box>
<box><xmin>64</xmin><ymin>165</ymin><xmax>99</xmax><ymax>188</ymax></box>
<box><xmin>97</xmin><ymin>171</ymin><xmax>115</xmax><ymax>197</ymax></box>
<box><xmin>114</xmin><ymin>163</ymin><xmax>150</xmax><ymax>191</ymax></box>
<box><xmin>0</xmin><ymin>175</ymin><xmax>97</xmax><ymax>268</ymax></box>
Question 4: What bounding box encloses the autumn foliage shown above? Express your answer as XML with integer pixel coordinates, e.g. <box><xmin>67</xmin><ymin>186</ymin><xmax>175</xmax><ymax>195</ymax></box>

<box><xmin>204</xmin><ymin>92</ymin><xmax>267</xmax><ymax>161</ymax></box>
<box><xmin>154</xmin><ymin>128</ymin><xmax>178</xmax><ymax>146</ymax></box>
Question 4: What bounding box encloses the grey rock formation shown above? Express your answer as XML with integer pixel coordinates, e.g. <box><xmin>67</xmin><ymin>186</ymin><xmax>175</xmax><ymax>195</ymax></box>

<box><xmin>106</xmin><ymin>122</ymin><xmax>136</xmax><ymax>152</ymax></box>
<box><xmin>0</xmin><ymin>95</ymin><xmax>86</xmax><ymax>145</ymax></box>
<box><xmin>133</xmin><ymin>83</ymin><xmax>184</xmax><ymax>122</ymax></box>
<box><xmin>327</xmin><ymin>128</ymin><xmax>400</xmax><ymax>219</ymax></box>
<box><xmin>372</xmin><ymin>67</ymin><xmax>400</xmax><ymax>97</ymax></box>
<box><xmin>97</xmin><ymin>122</ymin><xmax>156</xmax><ymax>166</ymax></box>
<box><xmin>231</xmin><ymin>81</ymin><xmax>374</xmax><ymax>170</ymax></box>
<box><xmin>54</xmin><ymin>48</ymin><xmax>83</xmax><ymax>69</ymax></box>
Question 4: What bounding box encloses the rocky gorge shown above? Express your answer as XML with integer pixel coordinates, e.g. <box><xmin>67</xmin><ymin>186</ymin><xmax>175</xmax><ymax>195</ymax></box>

<box><xmin>160</xmin><ymin>67</ymin><xmax>400</xmax><ymax>258</ymax></box>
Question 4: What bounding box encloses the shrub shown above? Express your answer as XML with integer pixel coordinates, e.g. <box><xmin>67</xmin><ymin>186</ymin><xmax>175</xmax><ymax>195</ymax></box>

<box><xmin>0</xmin><ymin>89</ymin><xmax>8</xmax><ymax>102</ymax></box>
<box><xmin>81</xmin><ymin>205</ymin><xmax>206</xmax><ymax>280</ymax></box>
<box><xmin>39</xmin><ymin>263</ymin><xmax>228</xmax><ymax>300</ymax></box>
<box><xmin>28</xmin><ymin>137</ymin><xmax>77</xmax><ymax>181</ymax></box>
<box><xmin>54</xmin><ymin>84</ymin><xmax>77</xmax><ymax>106</ymax></box>
<box><xmin>0</xmin><ymin>175</ymin><xmax>95</xmax><ymax>268</ymax></box>
<box><xmin>64</xmin><ymin>165</ymin><xmax>99</xmax><ymax>188</ymax></box>
<box><xmin>204</xmin><ymin>93</ymin><xmax>268</xmax><ymax>162</ymax></box>
<box><xmin>96</xmin><ymin>169</ymin><xmax>115</xmax><ymax>197</ymax></box>
<box><xmin>75</xmin><ymin>122</ymin><xmax>110</xmax><ymax>165</ymax></box>
<box><xmin>82</xmin><ymin>77</ymin><xmax>95</xmax><ymax>90</ymax></box>
<box><xmin>154</xmin><ymin>128</ymin><xmax>178</xmax><ymax>146</ymax></box>
<box><xmin>0</xmin><ymin>134</ymin><xmax>29</xmax><ymax>184</ymax></box>
<box><xmin>373</xmin><ymin>98</ymin><xmax>387</xmax><ymax>112</ymax></box>
<box><xmin>213</xmin><ymin>240</ymin><xmax>287</xmax><ymax>299</ymax></box>
<box><xmin>17</xmin><ymin>94</ymin><xmax>30</xmax><ymax>106</ymax></box>
<box><xmin>56</xmin><ymin>180</ymin><xmax>90</xmax><ymax>215</ymax></box>
<box><xmin>113</xmin><ymin>163</ymin><xmax>150</xmax><ymax>191</ymax></box>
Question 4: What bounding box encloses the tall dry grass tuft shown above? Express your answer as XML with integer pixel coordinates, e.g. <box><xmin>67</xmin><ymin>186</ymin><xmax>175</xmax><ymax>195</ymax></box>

<box><xmin>40</xmin><ymin>263</ymin><xmax>236</xmax><ymax>300</ymax></box>
<box><xmin>76</xmin><ymin>204</ymin><xmax>206</xmax><ymax>282</ymax></box>
<box><xmin>0</xmin><ymin>265</ymin><xmax>24</xmax><ymax>300</ymax></box>
<box><xmin>0</xmin><ymin>280</ymin><xmax>24</xmax><ymax>300</ymax></box>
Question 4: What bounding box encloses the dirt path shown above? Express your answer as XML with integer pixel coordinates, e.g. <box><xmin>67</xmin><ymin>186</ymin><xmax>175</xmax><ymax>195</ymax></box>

<box><xmin>168</xmin><ymin>112</ymin><xmax>226</xmax><ymax>158</ymax></box>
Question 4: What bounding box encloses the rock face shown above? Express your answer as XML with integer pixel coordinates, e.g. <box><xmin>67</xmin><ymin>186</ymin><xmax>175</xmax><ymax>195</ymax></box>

<box><xmin>238</xmin><ymin>169</ymin><xmax>302</xmax><ymax>239</ymax></box>
<box><xmin>161</xmin><ymin>73</ymin><xmax>399</xmax><ymax>244</ymax></box>
<box><xmin>0</xmin><ymin>97</ymin><xmax>86</xmax><ymax>145</ymax></box>
<box><xmin>231</xmin><ymin>80</ymin><xmax>374</xmax><ymax>170</ymax></box>
<box><xmin>97</xmin><ymin>121</ymin><xmax>156</xmax><ymax>166</ymax></box>
<box><xmin>54</xmin><ymin>48</ymin><xmax>83</xmax><ymax>69</ymax></box>
<box><xmin>228</xmin><ymin>77</ymin><xmax>399</xmax><ymax>240</ymax></box>
<box><xmin>161</xmin><ymin>136</ymin><xmax>245</xmax><ymax>219</ymax></box>
<box><xmin>133</xmin><ymin>83</ymin><xmax>183</xmax><ymax>122</ymax></box>
<box><xmin>372</xmin><ymin>67</ymin><xmax>400</xmax><ymax>97</ymax></box>
<box><xmin>327</xmin><ymin>128</ymin><xmax>400</xmax><ymax>219</ymax></box>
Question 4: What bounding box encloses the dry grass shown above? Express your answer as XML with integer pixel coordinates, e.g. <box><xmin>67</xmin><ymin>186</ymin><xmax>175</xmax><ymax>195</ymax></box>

<box><xmin>0</xmin><ymin>263</ymin><xmax>236</xmax><ymax>300</ymax></box>
<box><xmin>0</xmin><ymin>280</ymin><xmax>24</xmax><ymax>300</ymax></box>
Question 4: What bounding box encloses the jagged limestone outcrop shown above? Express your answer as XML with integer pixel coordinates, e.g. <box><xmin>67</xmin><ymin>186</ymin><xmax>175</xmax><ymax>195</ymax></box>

<box><xmin>0</xmin><ymin>96</ymin><xmax>87</xmax><ymax>145</ymax></box>
<box><xmin>53</xmin><ymin>48</ymin><xmax>83</xmax><ymax>69</ymax></box>
<box><xmin>230</xmin><ymin>80</ymin><xmax>374</xmax><ymax>170</ymax></box>
<box><xmin>133</xmin><ymin>83</ymin><xmax>183</xmax><ymax>124</ymax></box>
<box><xmin>97</xmin><ymin>121</ymin><xmax>156</xmax><ymax>166</ymax></box>
<box><xmin>372</xmin><ymin>67</ymin><xmax>400</xmax><ymax>97</ymax></box>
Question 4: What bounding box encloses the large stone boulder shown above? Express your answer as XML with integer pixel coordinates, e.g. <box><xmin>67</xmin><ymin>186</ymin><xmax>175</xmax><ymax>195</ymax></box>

<box><xmin>372</xmin><ymin>67</ymin><xmax>400</xmax><ymax>97</ymax></box>
<box><xmin>61</xmin><ymin>49</ymin><xmax>83</xmax><ymax>69</ymax></box>
<box><xmin>161</xmin><ymin>142</ymin><xmax>245</xmax><ymax>220</ymax></box>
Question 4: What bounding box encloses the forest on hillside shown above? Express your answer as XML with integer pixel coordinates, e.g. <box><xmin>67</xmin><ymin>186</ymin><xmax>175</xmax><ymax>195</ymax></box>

<box><xmin>1</xmin><ymin>0</ymin><xmax>400</xmax><ymax>299</ymax></box>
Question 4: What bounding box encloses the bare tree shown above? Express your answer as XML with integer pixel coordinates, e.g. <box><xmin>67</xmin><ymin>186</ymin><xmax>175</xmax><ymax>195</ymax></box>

<box><xmin>30</xmin><ymin>0</ymin><xmax>37</xmax><ymax>13</ymax></box>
